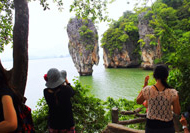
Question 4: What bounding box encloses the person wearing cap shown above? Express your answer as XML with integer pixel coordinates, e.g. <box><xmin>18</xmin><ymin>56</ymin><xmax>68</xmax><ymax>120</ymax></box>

<box><xmin>43</xmin><ymin>68</ymin><xmax>75</xmax><ymax>133</ymax></box>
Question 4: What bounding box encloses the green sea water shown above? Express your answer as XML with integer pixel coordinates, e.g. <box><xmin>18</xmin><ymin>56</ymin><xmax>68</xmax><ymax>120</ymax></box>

<box><xmin>2</xmin><ymin>57</ymin><xmax>152</xmax><ymax>109</ymax></box>
<box><xmin>79</xmin><ymin>68</ymin><xmax>152</xmax><ymax>101</ymax></box>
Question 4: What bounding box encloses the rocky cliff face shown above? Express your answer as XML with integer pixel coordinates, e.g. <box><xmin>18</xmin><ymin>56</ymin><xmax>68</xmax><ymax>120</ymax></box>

<box><xmin>67</xmin><ymin>18</ymin><xmax>99</xmax><ymax>76</ymax></box>
<box><xmin>138</xmin><ymin>11</ymin><xmax>157</xmax><ymax>69</ymax></box>
<box><xmin>103</xmin><ymin>40</ymin><xmax>140</xmax><ymax>68</ymax></box>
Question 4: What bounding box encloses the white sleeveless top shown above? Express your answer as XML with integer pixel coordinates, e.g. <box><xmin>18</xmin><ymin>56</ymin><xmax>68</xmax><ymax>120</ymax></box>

<box><xmin>142</xmin><ymin>86</ymin><xmax>178</xmax><ymax>122</ymax></box>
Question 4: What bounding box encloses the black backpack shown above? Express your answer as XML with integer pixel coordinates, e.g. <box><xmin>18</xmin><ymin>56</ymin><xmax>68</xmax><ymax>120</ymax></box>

<box><xmin>16</xmin><ymin>104</ymin><xmax>35</xmax><ymax>133</ymax></box>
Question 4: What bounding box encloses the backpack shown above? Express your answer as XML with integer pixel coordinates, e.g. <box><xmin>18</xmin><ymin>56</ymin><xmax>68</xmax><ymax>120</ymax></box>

<box><xmin>16</xmin><ymin>104</ymin><xmax>35</xmax><ymax>133</ymax></box>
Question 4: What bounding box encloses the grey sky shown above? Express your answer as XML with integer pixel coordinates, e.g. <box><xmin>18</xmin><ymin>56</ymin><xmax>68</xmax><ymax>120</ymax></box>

<box><xmin>0</xmin><ymin>0</ymin><xmax>154</xmax><ymax>61</ymax></box>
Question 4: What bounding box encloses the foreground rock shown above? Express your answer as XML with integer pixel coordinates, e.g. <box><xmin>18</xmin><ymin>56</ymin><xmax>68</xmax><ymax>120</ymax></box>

<box><xmin>67</xmin><ymin>18</ymin><xmax>99</xmax><ymax>76</ymax></box>
<box><xmin>138</xmin><ymin>11</ymin><xmax>157</xmax><ymax>69</ymax></box>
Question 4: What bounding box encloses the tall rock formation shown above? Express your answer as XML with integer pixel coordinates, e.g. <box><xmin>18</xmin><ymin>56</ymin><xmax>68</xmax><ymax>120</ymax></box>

<box><xmin>102</xmin><ymin>11</ymin><xmax>141</xmax><ymax>68</ymax></box>
<box><xmin>67</xmin><ymin>18</ymin><xmax>99</xmax><ymax>76</ymax></box>
<box><xmin>138</xmin><ymin>11</ymin><xmax>157</xmax><ymax>69</ymax></box>
<box><xmin>103</xmin><ymin>41</ymin><xmax>140</xmax><ymax>68</ymax></box>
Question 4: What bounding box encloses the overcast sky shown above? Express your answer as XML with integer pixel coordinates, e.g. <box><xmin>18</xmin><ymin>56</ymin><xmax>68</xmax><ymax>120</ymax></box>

<box><xmin>0</xmin><ymin>0</ymin><xmax>154</xmax><ymax>61</ymax></box>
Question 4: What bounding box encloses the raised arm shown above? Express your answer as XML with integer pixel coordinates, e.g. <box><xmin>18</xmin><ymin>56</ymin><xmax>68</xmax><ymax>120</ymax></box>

<box><xmin>137</xmin><ymin>76</ymin><xmax>149</xmax><ymax>104</ymax></box>
<box><xmin>0</xmin><ymin>95</ymin><xmax>18</xmax><ymax>132</ymax></box>
<box><xmin>143</xmin><ymin>76</ymin><xmax>149</xmax><ymax>88</ymax></box>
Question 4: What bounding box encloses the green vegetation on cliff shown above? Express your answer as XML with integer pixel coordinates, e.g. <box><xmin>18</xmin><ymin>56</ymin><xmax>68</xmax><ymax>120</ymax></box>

<box><xmin>101</xmin><ymin>11</ymin><xmax>139</xmax><ymax>55</ymax></box>
<box><xmin>146</xmin><ymin>0</ymin><xmax>190</xmax><ymax>111</ymax></box>
<box><xmin>147</xmin><ymin>0</ymin><xmax>190</xmax><ymax>112</ymax></box>
<box><xmin>101</xmin><ymin>0</ymin><xmax>190</xmax><ymax>112</ymax></box>
<box><xmin>78</xmin><ymin>19</ymin><xmax>97</xmax><ymax>51</ymax></box>
<box><xmin>31</xmin><ymin>0</ymin><xmax>190</xmax><ymax>132</ymax></box>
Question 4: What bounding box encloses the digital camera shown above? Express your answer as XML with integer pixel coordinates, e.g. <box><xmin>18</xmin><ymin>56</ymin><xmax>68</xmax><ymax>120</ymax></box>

<box><xmin>182</xmin><ymin>112</ymin><xmax>189</xmax><ymax>119</ymax></box>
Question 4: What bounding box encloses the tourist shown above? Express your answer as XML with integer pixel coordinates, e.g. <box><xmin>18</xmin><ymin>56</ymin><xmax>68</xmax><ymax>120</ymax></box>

<box><xmin>180</xmin><ymin>105</ymin><xmax>190</xmax><ymax>133</ymax></box>
<box><xmin>136</xmin><ymin>64</ymin><xmax>181</xmax><ymax>133</ymax></box>
<box><xmin>44</xmin><ymin>68</ymin><xmax>75</xmax><ymax>133</ymax></box>
<box><xmin>0</xmin><ymin>63</ymin><xmax>20</xmax><ymax>132</ymax></box>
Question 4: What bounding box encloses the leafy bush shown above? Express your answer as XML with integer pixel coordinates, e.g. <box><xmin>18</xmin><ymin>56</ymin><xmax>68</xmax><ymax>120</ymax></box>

<box><xmin>142</xmin><ymin>0</ymin><xmax>190</xmax><ymax>112</ymax></box>
<box><xmin>167</xmin><ymin>31</ymin><xmax>190</xmax><ymax>112</ymax></box>
<box><xmin>32</xmin><ymin>79</ymin><xmax>108</xmax><ymax>133</ymax></box>
<box><xmin>32</xmin><ymin>97</ymin><xmax>48</xmax><ymax>133</ymax></box>
<box><xmin>32</xmin><ymin>79</ymin><xmax>147</xmax><ymax>132</ymax></box>
<box><xmin>104</xmin><ymin>97</ymin><xmax>146</xmax><ymax>129</ymax></box>
<box><xmin>71</xmin><ymin>79</ymin><xmax>107</xmax><ymax>133</ymax></box>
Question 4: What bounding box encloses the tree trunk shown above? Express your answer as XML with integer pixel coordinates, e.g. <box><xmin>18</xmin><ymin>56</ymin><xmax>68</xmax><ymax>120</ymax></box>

<box><xmin>11</xmin><ymin>0</ymin><xmax>29</xmax><ymax>95</ymax></box>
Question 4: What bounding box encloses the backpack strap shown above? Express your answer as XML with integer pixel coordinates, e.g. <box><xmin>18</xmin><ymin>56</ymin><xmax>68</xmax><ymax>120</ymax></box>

<box><xmin>54</xmin><ymin>88</ymin><xmax>61</xmax><ymax>105</ymax></box>
<box><xmin>47</xmin><ymin>87</ymin><xmax>61</xmax><ymax>105</ymax></box>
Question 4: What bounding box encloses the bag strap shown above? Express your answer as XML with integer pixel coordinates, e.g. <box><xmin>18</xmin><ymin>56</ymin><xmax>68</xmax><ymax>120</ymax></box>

<box><xmin>54</xmin><ymin>88</ymin><xmax>61</xmax><ymax>105</ymax></box>
<box><xmin>153</xmin><ymin>85</ymin><xmax>166</xmax><ymax>91</ymax></box>
<box><xmin>47</xmin><ymin>87</ymin><xmax>61</xmax><ymax>105</ymax></box>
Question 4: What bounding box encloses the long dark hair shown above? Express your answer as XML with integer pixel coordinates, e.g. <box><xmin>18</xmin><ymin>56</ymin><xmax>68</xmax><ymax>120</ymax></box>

<box><xmin>153</xmin><ymin>64</ymin><xmax>171</xmax><ymax>88</ymax></box>
<box><xmin>0</xmin><ymin>64</ymin><xmax>11</xmax><ymax>89</ymax></box>
<box><xmin>0</xmin><ymin>63</ymin><xmax>23</xmax><ymax>107</ymax></box>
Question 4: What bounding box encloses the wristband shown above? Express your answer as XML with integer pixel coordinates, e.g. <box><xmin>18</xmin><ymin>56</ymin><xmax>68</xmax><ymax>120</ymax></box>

<box><xmin>182</xmin><ymin>126</ymin><xmax>188</xmax><ymax>129</ymax></box>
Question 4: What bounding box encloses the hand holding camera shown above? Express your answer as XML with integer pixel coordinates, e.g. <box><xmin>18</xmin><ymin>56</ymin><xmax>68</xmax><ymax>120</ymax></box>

<box><xmin>180</xmin><ymin>115</ymin><xmax>188</xmax><ymax>127</ymax></box>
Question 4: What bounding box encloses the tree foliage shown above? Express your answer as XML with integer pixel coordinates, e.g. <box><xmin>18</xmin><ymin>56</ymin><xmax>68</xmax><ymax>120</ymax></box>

<box><xmin>0</xmin><ymin>0</ymin><xmax>111</xmax><ymax>52</ymax></box>
<box><xmin>101</xmin><ymin>0</ymin><xmax>190</xmax><ymax>112</ymax></box>
<box><xmin>32</xmin><ymin>79</ymin><xmax>146</xmax><ymax>132</ymax></box>
<box><xmin>146</xmin><ymin>0</ymin><xmax>190</xmax><ymax>111</ymax></box>
<box><xmin>101</xmin><ymin>11</ymin><xmax>139</xmax><ymax>55</ymax></box>
<box><xmin>70</xmin><ymin>0</ymin><xmax>111</xmax><ymax>23</ymax></box>
<box><xmin>132</xmin><ymin>0</ymin><xmax>190</xmax><ymax>111</ymax></box>
<box><xmin>104</xmin><ymin>97</ymin><xmax>146</xmax><ymax>129</ymax></box>
<box><xmin>0</xmin><ymin>0</ymin><xmax>14</xmax><ymax>51</ymax></box>
<box><xmin>161</xmin><ymin>0</ymin><xmax>183</xmax><ymax>9</ymax></box>
<box><xmin>32</xmin><ymin>79</ymin><xmax>108</xmax><ymax>133</ymax></box>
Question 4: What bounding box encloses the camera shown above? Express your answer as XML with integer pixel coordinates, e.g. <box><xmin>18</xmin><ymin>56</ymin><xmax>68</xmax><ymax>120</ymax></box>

<box><xmin>182</xmin><ymin>112</ymin><xmax>189</xmax><ymax>119</ymax></box>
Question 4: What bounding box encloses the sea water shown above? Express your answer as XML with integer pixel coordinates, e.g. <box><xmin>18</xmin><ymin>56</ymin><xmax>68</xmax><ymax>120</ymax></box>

<box><xmin>2</xmin><ymin>57</ymin><xmax>152</xmax><ymax>110</ymax></box>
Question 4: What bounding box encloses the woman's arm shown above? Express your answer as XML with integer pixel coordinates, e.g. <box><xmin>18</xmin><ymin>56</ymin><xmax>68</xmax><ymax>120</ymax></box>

<box><xmin>137</xmin><ymin>76</ymin><xmax>149</xmax><ymax>104</ymax></box>
<box><xmin>0</xmin><ymin>95</ymin><xmax>18</xmax><ymax>132</ymax></box>
<box><xmin>172</xmin><ymin>94</ymin><xmax>181</xmax><ymax>115</ymax></box>
<box><xmin>136</xmin><ymin>90</ymin><xmax>145</xmax><ymax>104</ymax></box>
<box><xmin>143</xmin><ymin>76</ymin><xmax>149</xmax><ymax>88</ymax></box>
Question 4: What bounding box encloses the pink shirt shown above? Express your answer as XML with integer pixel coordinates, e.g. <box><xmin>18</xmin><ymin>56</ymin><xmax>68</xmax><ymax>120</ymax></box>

<box><xmin>142</xmin><ymin>86</ymin><xmax>178</xmax><ymax>122</ymax></box>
